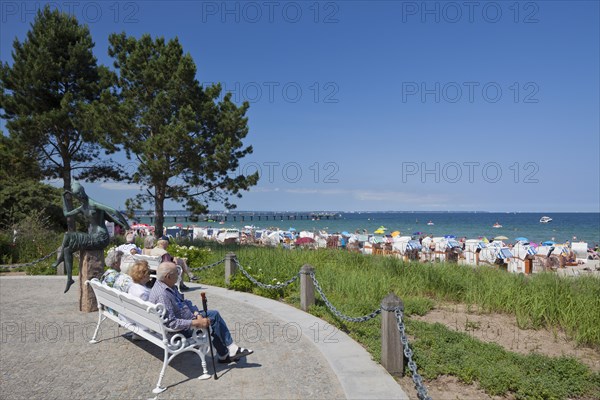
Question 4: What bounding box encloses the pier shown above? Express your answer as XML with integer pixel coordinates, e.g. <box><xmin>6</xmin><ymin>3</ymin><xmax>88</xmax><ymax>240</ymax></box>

<box><xmin>132</xmin><ymin>210</ymin><xmax>340</xmax><ymax>224</ymax></box>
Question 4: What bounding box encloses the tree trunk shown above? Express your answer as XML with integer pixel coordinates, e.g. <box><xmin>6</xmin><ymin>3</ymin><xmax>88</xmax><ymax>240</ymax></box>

<box><xmin>62</xmin><ymin>167</ymin><xmax>75</xmax><ymax>232</ymax></box>
<box><xmin>155</xmin><ymin>185</ymin><xmax>165</xmax><ymax>238</ymax></box>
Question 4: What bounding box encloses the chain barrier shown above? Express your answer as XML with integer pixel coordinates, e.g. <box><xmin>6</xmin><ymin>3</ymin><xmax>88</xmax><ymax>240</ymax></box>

<box><xmin>231</xmin><ymin>256</ymin><xmax>430</xmax><ymax>398</ymax></box>
<box><xmin>307</xmin><ymin>271</ymin><xmax>382</xmax><ymax>323</ymax></box>
<box><xmin>0</xmin><ymin>250</ymin><xmax>58</xmax><ymax>270</ymax></box>
<box><xmin>380</xmin><ymin>304</ymin><xmax>431</xmax><ymax>400</ymax></box>
<box><xmin>233</xmin><ymin>258</ymin><xmax>300</xmax><ymax>290</ymax></box>
<box><xmin>189</xmin><ymin>258</ymin><xmax>225</xmax><ymax>272</ymax></box>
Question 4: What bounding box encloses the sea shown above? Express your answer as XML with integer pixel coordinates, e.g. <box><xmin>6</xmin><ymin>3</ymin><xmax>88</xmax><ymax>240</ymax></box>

<box><xmin>142</xmin><ymin>212</ymin><xmax>600</xmax><ymax>246</ymax></box>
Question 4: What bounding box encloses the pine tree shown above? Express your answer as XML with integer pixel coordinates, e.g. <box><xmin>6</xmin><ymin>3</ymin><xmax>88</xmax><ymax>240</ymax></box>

<box><xmin>0</xmin><ymin>7</ymin><xmax>122</xmax><ymax>230</ymax></box>
<box><xmin>108</xmin><ymin>33</ymin><xmax>258</xmax><ymax>236</ymax></box>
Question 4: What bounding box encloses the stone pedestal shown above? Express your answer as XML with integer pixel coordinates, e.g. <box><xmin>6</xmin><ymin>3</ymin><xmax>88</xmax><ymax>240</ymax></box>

<box><xmin>79</xmin><ymin>250</ymin><xmax>105</xmax><ymax>312</ymax></box>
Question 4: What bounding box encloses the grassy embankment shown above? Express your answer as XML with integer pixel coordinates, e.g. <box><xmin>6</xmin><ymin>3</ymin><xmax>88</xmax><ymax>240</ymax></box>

<box><xmin>7</xmin><ymin>238</ymin><xmax>600</xmax><ymax>398</ymax></box>
<box><xmin>192</xmin><ymin>242</ymin><xmax>600</xmax><ymax>399</ymax></box>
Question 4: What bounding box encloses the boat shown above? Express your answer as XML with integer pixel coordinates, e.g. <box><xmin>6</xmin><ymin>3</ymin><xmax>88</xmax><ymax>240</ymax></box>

<box><xmin>427</xmin><ymin>221</ymin><xmax>434</xmax><ymax>226</ymax></box>
<box><xmin>492</xmin><ymin>222</ymin><xmax>502</xmax><ymax>228</ymax></box>
<box><xmin>539</xmin><ymin>216</ymin><xmax>552</xmax><ymax>223</ymax></box>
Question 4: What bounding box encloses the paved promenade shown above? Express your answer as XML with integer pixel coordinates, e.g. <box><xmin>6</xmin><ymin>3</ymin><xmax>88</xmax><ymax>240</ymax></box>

<box><xmin>0</xmin><ymin>276</ymin><xmax>408</xmax><ymax>400</ymax></box>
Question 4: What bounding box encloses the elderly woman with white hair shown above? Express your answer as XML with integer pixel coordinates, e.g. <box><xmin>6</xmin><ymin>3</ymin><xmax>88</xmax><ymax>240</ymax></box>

<box><xmin>101</xmin><ymin>249</ymin><xmax>132</xmax><ymax>292</ymax></box>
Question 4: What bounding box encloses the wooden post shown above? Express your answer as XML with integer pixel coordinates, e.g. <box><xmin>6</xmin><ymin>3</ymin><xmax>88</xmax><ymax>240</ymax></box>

<box><xmin>381</xmin><ymin>293</ymin><xmax>405</xmax><ymax>376</ymax></box>
<box><xmin>79</xmin><ymin>250</ymin><xmax>105</xmax><ymax>312</ymax></box>
<box><xmin>224</xmin><ymin>252</ymin><xmax>237</xmax><ymax>285</ymax></box>
<box><xmin>300</xmin><ymin>264</ymin><xmax>315</xmax><ymax>311</ymax></box>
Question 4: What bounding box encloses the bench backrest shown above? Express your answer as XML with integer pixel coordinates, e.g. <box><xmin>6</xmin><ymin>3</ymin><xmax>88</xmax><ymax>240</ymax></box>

<box><xmin>133</xmin><ymin>254</ymin><xmax>162</xmax><ymax>270</ymax></box>
<box><xmin>87</xmin><ymin>278</ymin><xmax>167</xmax><ymax>337</ymax></box>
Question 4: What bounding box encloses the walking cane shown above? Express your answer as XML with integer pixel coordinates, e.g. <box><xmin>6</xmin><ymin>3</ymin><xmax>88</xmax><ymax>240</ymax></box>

<box><xmin>201</xmin><ymin>292</ymin><xmax>219</xmax><ymax>380</ymax></box>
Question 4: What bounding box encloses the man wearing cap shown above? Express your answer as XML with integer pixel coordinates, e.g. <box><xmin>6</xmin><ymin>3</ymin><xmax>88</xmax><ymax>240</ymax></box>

<box><xmin>151</xmin><ymin>236</ymin><xmax>195</xmax><ymax>291</ymax></box>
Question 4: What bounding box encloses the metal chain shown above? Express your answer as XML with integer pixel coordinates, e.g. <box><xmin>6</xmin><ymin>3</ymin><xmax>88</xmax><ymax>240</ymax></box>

<box><xmin>0</xmin><ymin>250</ymin><xmax>58</xmax><ymax>269</ymax></box>
<box><xmin>383</xmin><ymin>306</ymin><xmax>431</xmax><ymax>400</ymax></box>
<box><xmin>307</xmin><ymin>271</ymin><xmax>382</xmax><ymax>323</ymax></box>
<box><xmin>189</xmin><ymin>258</ymin><xmax>225</xmax><ymax>272</ymax></box>
<box><xmin>233</xmin><ymin>259</ymin><xmax>300</xmax><ymax>290</ymax></box>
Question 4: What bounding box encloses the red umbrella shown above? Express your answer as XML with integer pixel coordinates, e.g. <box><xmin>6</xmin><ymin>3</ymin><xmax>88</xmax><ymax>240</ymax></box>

<box><xmin>295</xmin><ymin>237</ymin><xmax>315</xmax><ymax>245</ymax></box>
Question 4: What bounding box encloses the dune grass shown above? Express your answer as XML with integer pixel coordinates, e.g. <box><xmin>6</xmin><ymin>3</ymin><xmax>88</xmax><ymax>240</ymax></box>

<box><xmin>190</xmin><ymin>243</ymin><xmax>600</xmax><ymax>398</ymax></box>
<box><xmin>198</xmin><ymin>244</ymin><xmax>600</xmax><ymax>348</ymax></box>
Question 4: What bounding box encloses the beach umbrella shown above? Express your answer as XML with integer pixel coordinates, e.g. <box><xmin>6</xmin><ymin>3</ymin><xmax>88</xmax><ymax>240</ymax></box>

<box><xmin>289</xmin><ymin>227</ymin><xmax>296</xmax><ymax>232</ymax></box>
<box><xmin>514</xmin><ymin>237</ymin><xmax>529</xmax><ymax>243</ymax></box>
<box><xmin>391</xmin><ymin>231</ymin><xmax>401</xmax><ymax>237</ymax></box>
<box><xmin>444</xmin><ymin>235</ymin><xmax>456</xmax><ymax>239</ymax></box>
<box><xmin>374</xmin><ymin>228</ymin><xmax>386</xmax><ymax>234</ymax></box>
<box><xmin>542</xmin><ymin>240</ymin><xmax>556</xmax><ymax>246</ymax></box>
<box><xmin>341</xmin><ymin>231</ymin><xmax>350</xmax><ymax>236</ymax></box>
<box><xmin>494</xmin><ymin>236</ymin><xmax>509</xmax><ymax>240</ymax></box>
<box><xmin>413</xmin><ymin>231</ymin><xmax>423</xmax><ymax>235</ymax></box>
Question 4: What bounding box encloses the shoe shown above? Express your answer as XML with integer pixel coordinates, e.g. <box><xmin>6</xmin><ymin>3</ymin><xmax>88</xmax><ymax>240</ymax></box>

<box><xmin>230</xmin><ymin>347</ymin><xmax>253</xmax><ymax>362</ymax></box>
<box><xmin>180</xmin><ymin>283</ymin><xmax>190</xmax><ymax>291</ymax></box>
<box><xmin>218</xmin><ymin>355</ymin><xmax>232</xmax><ymax>364</ymax></box>
<box><xmin>190</xmin><ymin>275</ymin><xmax>199</xmax><ymax>281</ymax></box>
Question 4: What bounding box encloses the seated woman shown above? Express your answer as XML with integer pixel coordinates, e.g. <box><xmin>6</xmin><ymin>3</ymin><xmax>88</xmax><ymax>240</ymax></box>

<box><xmin>128</xmin><ymin>260</ymin><xmax>151</xmax><ymax>301</ymax></box>
<box><xmin>126</xmin><ymin>260</ymin><xmax>152</xmax><ymax>340</ymax></box>
<box><xmin>101</xmin><ymin>249</ymin><xmax>132</xmax><ymax>292</ymax></box>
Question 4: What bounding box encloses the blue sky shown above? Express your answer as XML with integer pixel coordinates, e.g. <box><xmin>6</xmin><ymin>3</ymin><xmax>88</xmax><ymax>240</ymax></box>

<box><xmin>2</xmin><ymin>1</ymin><xmax>599</xmax><ymax>212</ymax></box>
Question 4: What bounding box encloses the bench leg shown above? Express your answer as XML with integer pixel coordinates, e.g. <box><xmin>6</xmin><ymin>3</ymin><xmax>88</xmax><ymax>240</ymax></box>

<box><xmin>195</xmin><ymin>348</ymin><xmax>211</xmax><ymax>380</ymax></box>
<box><xmin>152</xmin><ymin>348</ymin><xmax>170</xmax><ymax>394</ymax></box>
<box><xmin>89</xmin><ymin>311</ymin><xmax>106</xmax><ymax>344</ymax></box>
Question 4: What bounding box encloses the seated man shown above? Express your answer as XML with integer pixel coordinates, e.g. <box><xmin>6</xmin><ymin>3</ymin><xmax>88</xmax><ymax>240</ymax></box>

<box><xmin>149</xmin><ymin>262</ymin><xmax>253</xmax><ymax>363</ymax></box>
<box><xmin>150</xmin><ymin>236</ymin><xmax>195</xmax><ymax>291</ymax></box>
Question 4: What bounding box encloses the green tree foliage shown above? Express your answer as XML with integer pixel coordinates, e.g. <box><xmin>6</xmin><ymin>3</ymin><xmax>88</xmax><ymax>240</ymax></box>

<box><xmin>0</xmin><ymin>134</ymin><xmax>65</xmax><ymax>231</ymax></box>
<box><xmin>0</xmin><ymin>7</ymin><xmax>122</xmax><ymax>230</ymax></box>
<box><xmin>108</xmin><ymin>33</ymin><xmax>258</xmax><ymax>236</ymax></box>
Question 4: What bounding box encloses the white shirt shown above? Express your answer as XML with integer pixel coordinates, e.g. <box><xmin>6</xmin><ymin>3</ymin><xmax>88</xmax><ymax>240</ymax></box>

<box><xmin>128</xmin><ymin>282</ymin><xmax>150</xmax><ymax>301</ymax></box>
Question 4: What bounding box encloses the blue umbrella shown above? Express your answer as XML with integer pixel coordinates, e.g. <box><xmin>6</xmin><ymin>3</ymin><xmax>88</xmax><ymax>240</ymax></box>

<box><xmin>289</xmin><ymin>228</ymin><xmax>296</xmax><ymax>232</ymax></box>
<box><xmin>444</xmin><ymin>235</ymin><xmax>456</xmax><ymax>239</ymax></box>
<box><xmin>514</xmin><ymin>237</ymin><xmax>529</xmax><ymax>242</ymax></box>
<box><xmin>542</xmin><ymin>240</ymin><xmax>556</xmax><ymax>246</ymax></box>
<box><xmin>341</xmin><ymin>231</ymin><xmax>350</xmax><ymax>236</ymax></box>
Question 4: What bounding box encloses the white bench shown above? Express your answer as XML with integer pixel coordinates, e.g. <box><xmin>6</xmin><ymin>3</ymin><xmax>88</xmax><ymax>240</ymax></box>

<box><xmin>132</xmin><ymin>254</ymin><xmax>182</xmax><ymax>286</ymax></box>
<box><xmin>86</xmin><ymin>278</ymin><xmax>211</xmax><ymax>394</ymax></box>
<box><xmin>132</xmin><ymin>254</ymin><xmax>162</xmax><ymax>270</ymax></box>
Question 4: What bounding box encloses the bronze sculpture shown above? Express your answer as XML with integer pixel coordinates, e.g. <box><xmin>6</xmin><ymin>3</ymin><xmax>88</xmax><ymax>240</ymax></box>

<box><xmin>53</xmin><ymin>183</ymin><xmax>130</xmax><ymax>293</ymax></box>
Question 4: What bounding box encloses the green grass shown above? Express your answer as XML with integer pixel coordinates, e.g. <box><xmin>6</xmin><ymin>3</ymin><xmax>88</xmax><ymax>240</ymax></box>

<box><xmin>6</xmin><ymin>237</ymin><xmax>600</xmax><ymax>399</ymax></box>
<box><xmin>189</xmin><ymin>242</ymin><xmax>600</xmax><ymax>399</ymax></box>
